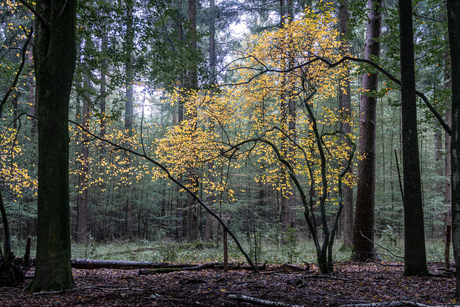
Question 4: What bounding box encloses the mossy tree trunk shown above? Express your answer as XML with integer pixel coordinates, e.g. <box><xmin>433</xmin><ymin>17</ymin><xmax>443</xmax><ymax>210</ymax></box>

<box><xmin>27</xmin><ymin>0</ymin><xmax>76</xmax><ymax>292</ymax></box>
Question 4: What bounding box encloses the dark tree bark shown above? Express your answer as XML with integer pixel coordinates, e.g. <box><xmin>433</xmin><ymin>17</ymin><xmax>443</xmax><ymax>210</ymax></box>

<box><xmin>27</xmin><ymin>0</ymin><xmax>76</xmax><ymax>292</ymax></box>
<box><xmin>446</xmin><ymin>0</ymin><xmax>460</xmax><ymax>298</ymax></box>
<box><xmin>399</xmin><ymin>0</ymin><xmax>428</xmax><ymax>276</ymax></box>
<box><xmin>339</xmin><ymin>0</ymin><xmax>353</xmax><ymax>249</ymax></box>
<box><xmin>352</xmin><ymin>0</ymin><xmax>381</xmax><ymax>261</ymax></box>
<box><xmin>444</xmin><ymin>58</ymin><xmax>453</xmax><ymax>269</ymax></box>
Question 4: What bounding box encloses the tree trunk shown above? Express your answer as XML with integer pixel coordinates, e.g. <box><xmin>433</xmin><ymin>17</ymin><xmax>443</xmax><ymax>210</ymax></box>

<box><xmin>444</xmin><ymin>56</ymin><xmax>453</xmax><ymax>268</ymax></box>
<box><xmin>399</xmin><ymin>0</ymin><xmax>428</xmax><ymax>276</ymax></box>
<box><xmin>352</xmin><ymin>0</ymin><xmax>382</xmax><ymax>262</ymax></box>
<box><xmin>124</xmin><ymin>1</ymin><xmax>135</xmax><ymax>237</ymax></box>
<box><xmin>339</xmin><ymin>0</ymin><xmax>353</xmax><ymax>249</ymax></box>
<box><xmin>27</xmin><ymin>0</ymin><xmax>76</xmax><ymax>292</ymax></box>
<box><xmin>204</xmin><ymin>0</ymin><xmax>217</xmax><ymax>241</ymax></box>
<box><xmin>28</xmin><ymin>48</ymin><xmax>37</xmax><ymax>138</ymax></box>
<box><xmin>279</xmin><ymin>0</ymin><xmax>296</xmax><ymax>229</ymax></box>
<box><xmin>76</xmin><ymin>72</ymin><xmax>90</xmax><ymax>243</ymax></box>
<box><xmin>446</xmin><ymin>0</ymin><xmax>460</xmax><ymax>298</ymax></box>
<box><xmin>186</xmin><ymin>0</ymin><xmax>199</xmax><ymax>242</ymax></box>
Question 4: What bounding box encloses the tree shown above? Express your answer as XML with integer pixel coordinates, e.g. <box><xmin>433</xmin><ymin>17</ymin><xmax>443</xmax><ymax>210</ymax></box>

<box><xmin>26</xmin><ymin>0</ymin><xmax>76</xmax><ymax>292</ymax></box>
<box><xmin>446</xmin><ymin>0</ymin><xmax>460</xmax><ymax>299</ymax></box>
<box><xmin>399</xmin><ymin>0</ymin><xmax>428</xmax><ymax>276</ymax></box>
<box><xmin>157</xmin><ymin>7</ymin><xmax>354</xmax><ymax>273</ymax></box>
<box><xmin>185</xmin><ymin>0</ymin><xmax>200</xmax><ymax>242</ymax></box>
<box><xmin>75</xmin><ymin>68</ymin><xmax>90</xmax><ymax>243</ymax></box>
<box><xmin>352</xmin><ymin>0</ymin><xmax>382</xmax><ymax>262</ymax></box>
<box><xmin>338</xmin><ymin>0</ymin><xmax>353</xmax><ymax>249</ymax></box>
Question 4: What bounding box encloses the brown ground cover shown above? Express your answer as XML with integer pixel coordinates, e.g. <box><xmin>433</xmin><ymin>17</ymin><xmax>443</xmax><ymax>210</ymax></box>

<box><xmin>0</xmin><ymin>262</ymin><xmax>455</xmax><ymax>306</ymax></box>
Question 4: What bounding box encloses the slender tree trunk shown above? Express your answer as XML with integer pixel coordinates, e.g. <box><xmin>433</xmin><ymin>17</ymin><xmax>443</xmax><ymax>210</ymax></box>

<box><xmin>339</xmin><ymin>0</ymin><xmax>353</xmax><ymax>249</ymax></box>
<box><xmin>279</xmin><ymin>0</ymin><xmax>290</xmax><ymax>229</ymax></box>
<box><xmin>28</xmin><ymin>48</ymin><xmax>37</xmax><ymax>138</ymax></box>
<box><xmin>186</xmin><ymin>0</ymin><xmax>199</xmax><ymax>242</ymax></box>
<box><xmin>352</xmin><ymin>0</ymin><xmax>381</xmax><ymax>261</ymax></box>
<box><xmin>445</xmin><ymin>50</ymin><xmax>453</xmax><ymax>268</ymax></box>
<box><xmin>205</xmin><ymin>0</ymin><xmax>217</xmax><ymax>241</ymax></box>
<box><xmin>446</xmin><ymin>0</ymin><xmax>460</xmax><ymax>298</ymax></box>
<box><xmin>76</xmin><ymin>72</ymin><xmax>90</xmax><ymax>243</ymax></box>
<box><xmin>100</xmin><ymin>0</ymin><xmax>108</xmax><ymax>152</ymax></box>
<box><xmin>0</xmin><ymin>190</ymin><xmax>11</xmax><ymax>260</ymax></box>
<box><xmin>27</xmin><ymin>0</ymin><xmax>76</xmax><ymax>292</ymax></box>
<box><xmin>279</xmin><ymin>0</ymin><xmax>296</xmax><ymax>229</ymax></box>
<box><xmin>399</xmin><ymin>0</ymin><xmax>428</xmax><ymax>276</ymax></box>
<box><xmin>124</xmin><ymin>1</ymin><xmax>135</xmax><ymax>238</ymax></box>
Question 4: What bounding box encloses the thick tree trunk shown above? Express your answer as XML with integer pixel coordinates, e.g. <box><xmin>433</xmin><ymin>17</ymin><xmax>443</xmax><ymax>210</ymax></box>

<box><xmin>446</xmin><ymin>0</ymin><xmax>460</xmax><ymax>299</ymax></box>
<box><xmin>352</xmin><ymin>0</ymin><xmax>381</xmax><ymax>261</ymax></box>
<box><xmin>399</xmin><ymin>0</ymin><xmax>428</xmax><ymax>276</ymax></box>
<box><xmin>27</xmin><ymin>0</ymin><xmax>76</xmax><ymax>292</ymax></box>
<box><xmin>339</xmin><ymin>0</ymin><xmax>353</xmax><ymax>249</ymax></box>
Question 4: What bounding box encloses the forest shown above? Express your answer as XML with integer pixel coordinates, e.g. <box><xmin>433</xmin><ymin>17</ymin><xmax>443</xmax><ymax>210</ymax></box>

<box><xmin>1</xmin><ymin>0</ymin><xmax>460</xmax><ymax>306</ymax></box>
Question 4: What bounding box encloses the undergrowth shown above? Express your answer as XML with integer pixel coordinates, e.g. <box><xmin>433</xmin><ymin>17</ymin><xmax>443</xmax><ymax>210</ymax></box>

<box><xmin>11</xmin><ymin>235</ymin><xmax>453</xmax><ymax>266</ymax></box>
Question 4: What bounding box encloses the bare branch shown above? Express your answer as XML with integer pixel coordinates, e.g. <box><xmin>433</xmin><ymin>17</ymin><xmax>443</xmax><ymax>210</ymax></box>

<box><xmin>0</xmin><ymin>28</ymin><xmax>33</xmax><ymax>119</ymax></box>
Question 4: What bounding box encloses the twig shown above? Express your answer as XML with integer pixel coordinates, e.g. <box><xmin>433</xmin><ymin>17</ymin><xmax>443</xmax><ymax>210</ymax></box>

<box><xmin>394</xmin><ymin>150</ymin><xmax>404</xmax><ymax>204</ymax></box>
<box><xmin>339</xmin><ymin>301</ymin><xmax>447</xmax><ymax>307</ymax></box>
<box><xmin>0</xmin><ymin>28</ymin><xmax>33</xmax><ymax>119</ymax></box>
<box><xmin>360</xmin><ymin>231</ymin><xmax>404</xmax><ymax>260</ymax></box>
<box><xmin>228</xmin><ymin>294</ymin><xmax>305</xmax><ymax>307</ymax></box>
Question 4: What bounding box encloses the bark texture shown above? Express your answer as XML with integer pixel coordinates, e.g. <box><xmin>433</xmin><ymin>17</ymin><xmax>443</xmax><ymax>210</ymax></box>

<box><xmin>352</xmin><ymin>0</ymin><xmax>381</xmax><ymax>261</ymax></box>
<box><xmin>399</xmin><ymin>0</ymin><xmax>428</xmax><ymax>276</ymax></box>
<box><xmin>27</xmin><ymin>0</ymin><xmax>76</xmax><ymax>292</ymax></box>
<box><xmin>447</xmin><ymin>0</ymin><xmax>460</xmax><ymax>298</ymax></box>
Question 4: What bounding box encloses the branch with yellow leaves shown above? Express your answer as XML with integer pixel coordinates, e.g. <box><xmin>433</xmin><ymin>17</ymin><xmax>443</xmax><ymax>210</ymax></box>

<box><xmin>26</xmin><ymin>113</ymin><xmax>259</xmax><ymax>273</ymax></box>
<box><xmin>226</xmin><ymin>54</ymin><xmax>451</xmax><ymax>135</ymax></box>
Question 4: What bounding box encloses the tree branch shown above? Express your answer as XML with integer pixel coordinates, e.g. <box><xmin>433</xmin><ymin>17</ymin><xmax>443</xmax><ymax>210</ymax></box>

<box><xmin>225</xmin><ymin>54</ymin><xmax>451</xmax><ymax>135</ymax></box>
<box><xmin>30</xmin><ymin>113</ymin><xmax>259</xmax><ymax>273</ymax></box>
<box><xmin>17</xmin><ymin>0</ymin><xmax>50</xmax><ymax>28</ymax></box>
<box><xmin>0</xmin><ymin>28</ymin><xmax>33</xmax><ymax>119</ymax></box>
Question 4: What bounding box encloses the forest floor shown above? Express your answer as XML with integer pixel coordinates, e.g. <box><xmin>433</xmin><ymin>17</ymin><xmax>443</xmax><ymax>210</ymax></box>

<box><xmin>0</xmin><ymin>261</ymin><xmax>456</xmax><ymax>306</ymax></box>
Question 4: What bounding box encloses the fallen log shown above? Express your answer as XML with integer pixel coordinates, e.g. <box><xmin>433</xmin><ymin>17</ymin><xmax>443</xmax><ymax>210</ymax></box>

<box><xmin>339</xmin><ymin>302</ymin><xmax>449</xmax><ymax>307</ymax></box>
<box><xmin>71</xmin><ymin>259</ymin><xmax>189</xmax><ymax>270</ymax></box>
<box><xmin>228</xmin><ymin>294</ymin><xmax>305</xmax><ymax>307</ymax></box>
<box><xmin>138</xmin><ymin>261</ymin><xmax>266</xmax><ymax>274</ymax></box>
